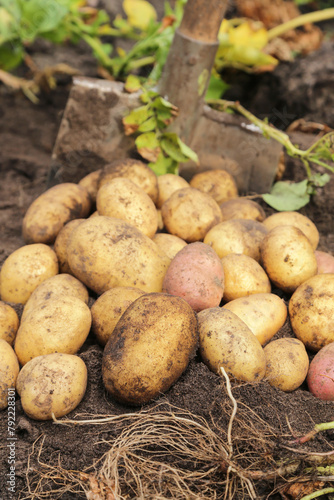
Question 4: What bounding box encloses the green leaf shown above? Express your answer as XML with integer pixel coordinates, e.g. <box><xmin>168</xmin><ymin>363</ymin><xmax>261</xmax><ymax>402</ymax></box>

<box><xmin>262</xmin><ymin>180</ymin><xmax>310</xmax><ymax>211</ymax></box>
<box><xmin>0</xmin><ymin>42</ymin><xmax>24</xmax><ymax>70</ymax></box>
<box><xmin>135</xmin><ymin>132</ymin><xmax>161</xmax><ymax>162</ymax></box>
<box><xmin>205</xmin><ymin>73</ymin><xmax>229</xmax><ymax>100</ymax></box>
<box><xmin>148</xmin><ymin>152</ymin><xmax>178</xmax><ymax>175</ymax></box>
<box><xmin>18</xmin><ymin>0</ymin><xmax>68</xmax><ymax>42</ymax></box>
<box><xmin>312</xmin><ymin>173</ymin><xmax>331</xmax><ymax>187</ymax></box>
<box><xmin>122</xmin><ymin>105</ymin><xmax>154</xmax><ymax>134</ymax></box>
<box><xmin>137</xmin><ymin>115</ymin><xmax>157</xmax><ymax>132</ymax></box>
<box><xmin>160</xmin><ymin>133</ymin><xmax>199</xmax><ymax>164</ymax></box>
<box><xmin>124</xmin><ymin>74</ymin><xmax>142</xmax><ymax>93</ymax></box>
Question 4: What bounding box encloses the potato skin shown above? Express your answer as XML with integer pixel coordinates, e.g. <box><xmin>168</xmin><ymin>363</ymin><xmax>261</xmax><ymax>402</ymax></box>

<box><xmin>289</xmin><ymin>273</ymin><xmax>334</xmax><ymax>351</ymax></box>
<box><xmin>315</xmin><ymin>250</ymin><xmax>334</xmax><ymax>274</ymax></box>
<box><xmin>0</xmin><ymin>339</ymin><xmax>20</xmax><ymax>410</ymax></box>
<box><xmin>78</xmin><ymin>169</ymin><xmax>101</xmax><ymax>204</ymax></box>
<box><xmin>307</xmin><ymin>342</ymin><xmax>334</xmax><ymax>400</ymax></box>
<box><xmin>152</xmin><ymin>233</ymin><xmax>187</xmax><ymax>260</ymax></box>
<box><xmin>16</xmin><ymin>353</ymin><xmax>87</xmax><ymax>420</ymax></box>
<box><xmin>0</xmin><ymin>302</ymin><xmax>19</xmax><ymax>345</ymax></box>
<box><xmin>157</xmin><ymin>174</ymin><xmax>190</xmax><ymax>209</ymax></box>
<box><xmin>162</xmin><ymin>242</ymin><xmax>224</xmax><ymax>312</ymax></box>
<box><xmin>220</xmin><ymin>198</ymin><xmax>266</xmax><ymax>222</ymax></box>
<box><xmin>22</xmin><ymin>183</ymin><xmax>91</xmax><ymax>244</ymax></box>
<box><xmin>263</xmin><ymin>211</ymin><xmax>319</xmax><ymax>250</ymax></box>
<box><xmin>102</xmin><ymin>293</ymin><xmax>198</xmax><ymax>405</ymax></box>
<box><xmin>54</xmin><ymin>219</ymin><xmax>85</xmax><ymax>274</ymax></box>
<box><xmin>189</xmin><ymin>169</ymin><xmax>238</xmax><ymax>205</ymax></box>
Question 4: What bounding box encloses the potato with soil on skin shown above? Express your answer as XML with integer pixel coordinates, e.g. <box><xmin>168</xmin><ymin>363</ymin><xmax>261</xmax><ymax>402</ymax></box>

<box><xmin>96</xmin><ymin>178</ymin><xmax>158</xmax><ymax>238</ymax></box>
<box><xmin>54</xmin><ymin>219</ymin><xmax>85</xmax><ymax>274</ymax></box>
<box><xmin>220</xmin><ymin>198</ymin><xmax>266</xmax><ymax>222</ymax></box>
<box><xmin>189</xmin><ymin>169</ymin><xmax>238</xmax><ymax>205</ymax></box>
<box><xmin>203</xmin><ymin>218</ymin><xmax>268</xmax><ymax>262</ymax></box>
<box><xmin>263</xmin><ymin>211</ymin><xmax>319</xmax><ymax>250</ymax></box>
<box><xmin>156</xmin><ymin>173</ymin><xmax>190</xmax><ymax>209</ymax></box>
<box><xmin>161</xmin><ymin>187</ymin><xmax>222</xmax><ymax>242</ymax></box>
<box><xmin>99</xmin><ymin>158</ymin><xmax>159</xmax><ymax>205</ymax></box>
<box><xmin>78</xmin><ymin>169</ymin><xmax>102</xmax><ymax>204</ymax></box>
<box><xmin>289</xmin><ymin>273</ymin><xmax>334</xmax><ymax>352</ymax></box>
<box><xmin>16</xmin><ymin>353</ymin><xmax>87</xmax><ymax>420</ymax></box>
<box><xmin>67</xmin><ymin>216</ymin><xmax>170</xmax><ymax>295</ymax></box>
<box><xmin>162</xmin><ymin>242</ymin><xmax>224</xmax><ymax>312</ymax></box>
<box><xmin>0</xmin><ymin>339</ymin><xmax>20</xmax><ymax>410</ymax></box>
<box><xmin>102</xmin><ymin>293</ymin><xmax>198</xmax><ymax>406</ymax></box>
<box><xmin>223</xmin><ymin>293</ymin><xmax>287</xmax><ymax>346</ymax></box>
<box><xmin>14</xmin><ymin>295</ymin><xmax>91</xmax><ymax>365</ymax></box>
<box><xmin>91</xmin><ymin>286</ymin><xmax>146</xmax><ymax>346</ymax></box>
<box><xmin>152</xmin><ymin>233</ymin><xmax>187</xmax><ymax>260</ymax></box>
<box><xmin>221</xmin><ymin>253</ymin><xmax>271</xmax><ymax>302</ymax></box>
<box><xmin>0</xmin><ymin>243</ymin><xmax>59</xmax><ymax>305</ymax></box>
<box><xmin>0</xmin><ymin>301</ymin><xmax>19</xmax><ymax>345</ymax></box>
<box><xmin>315</xmin><ymin>250</ymin><xmax>334</xmax><ymax>274</ymax></box>
<box><xmin>198</xmin><ymin>308</ymin><xmax>266</xmax><ymax>382</ymax></box>
<box><xmin>22</xmin><ymin>183</ymin><xmax>91</xmax><ymax>244</ymax></box>
<box><xmin>264</xmin><ymin>338</ymin><xmax>309</xmax><ymax>392</ymax></box>
<box><xmin>307</xmin><ymin>342</ymin><xmax>334</xmax><ymax>400</ymax></box>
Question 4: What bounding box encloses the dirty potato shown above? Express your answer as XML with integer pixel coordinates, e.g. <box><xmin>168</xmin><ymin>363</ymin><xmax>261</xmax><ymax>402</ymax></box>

<box><xmin>189</xmin><ymin>169</ymin><xmax>238</xmax><ymax>205</ymax></box>
<box><xmin>78</xmin><ymin>169</ymin><xmax>102</xmax><ymax>204</ymax></box>
<box><xmin>0</xmin><ymin>301</ymin><xmax>19</xmax><ymax>345</ymax></box>
<box><xmin>0</xmin><ymin>339</ymin><xmax>20</xmax><ymax>410</ymax></box>
<box><xmin>152</xmin><ymin>233</ymin><xmax>187</xmax><ymax>260</ymax></box>
<box><xmin>220</xmin><ymin>198</ymin><xmax>266</xmax><ymax>222</ymax></box>
<box><xmin>263</xmin><ymin>211</ymin><xmax>319</xmax><ymax>250</ymax></box>
<box><xmin>54</xmin><ymin>219</ymin><xmax>85</xmax><ymax>274</ymax></box>
<box><xmin>156</xmin><ymin>174</ymin><xmax>190</xmax><ymax>208</ymax></box>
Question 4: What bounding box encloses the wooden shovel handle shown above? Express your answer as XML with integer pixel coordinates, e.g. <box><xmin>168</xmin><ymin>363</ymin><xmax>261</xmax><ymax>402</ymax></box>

<box><xmin>179</xmin><ymin>0</ymin><xmax>228</xmax><ymax>43</ymax></box>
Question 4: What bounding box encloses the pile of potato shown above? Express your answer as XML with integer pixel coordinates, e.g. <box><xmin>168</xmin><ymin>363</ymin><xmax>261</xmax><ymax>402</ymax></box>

<box><xmin>1</xmin><ymin>158</ymin><xmax>334</xmax><ymax>420</ymax></box>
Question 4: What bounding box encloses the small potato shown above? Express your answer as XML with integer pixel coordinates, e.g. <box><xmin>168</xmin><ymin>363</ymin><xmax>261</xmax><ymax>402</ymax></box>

<box><xmin>14</xmin><ymin>295</ymin><xmax>91</xmax><ymax>365</ymax></box>
<box><xmin>99</xmin><ymin>158</ymin><xmax>159</xmax><ymax>205</ymax></box>
<box><xmin>0</xmin><ymin>339</ymin><xmax>20</xmax><ymax>410</ymax></box>
<box><xmin>263</xmin><ymin>211</ymin><xmax>319</xmax><ymax>250</ymax></box>
<box><xmin>157</xmin><ymin>174</ymin><xmax>190</xmax><ymax>209</ymax></box>
<box><xmin>0</xmin><ymin>301</ymin><xmax>19</xmax><ymax>345</ymax></box>
<box><xmin>189</xmin><ymin>169</ymin><xmax>238</xmax><ymax>205</ymax></box>
<box><xmin>307</xmin><ymin>342</ymin><xmax>334</xmax><ymax>400</ymax></box>
<box><xmin>0</xmin><ymin>244</ymin><xmax>59</xmax><ymax>304</ymax></box>
<box><xmin>261</xmin><ymin>225</ymin><xmax>318</xmax><ymax>294</ymax></box>
<box><xmin>96</xmin><ymin>178</ymin><xmax>158</xmax><ymax>238</ymax></box>
<box><xmin>162</xmin><ymin>242</ymin><xmax>224</xmax><ymax>312</ymax></box>
<box><xmin>223</xmin><ymin>293</ymin><xmax>287</xmax><ymax>345</ymax></box>
<box><xmin>54</xmin><ymin>219</ymin><xmax>85</xmax><ymax>274</ymax></box>
<box><xmin>91</xmin><ymin>286</ymin><xmax>146</xmax><ymax>346</ymax></box>
<box><xmin>221</xmin><ymin>254</ymin><xmax>271</xmax><ymax>302</ymax></box>
<box><xmin>78</xmin><ymin>169</ymin><xmax>101</xmax><ymax>204</ymax></box>
<box><xmin>198</xmin><ymin>308</ymin><xmax>266</xmax><ymax>382</ymax></box>
<box><xmin>289</xmin><ymin>273</ymin><xmax>334</xmax><ymax>351</ymax></box>
<box><xmin>220</xmin><ymin>198</ymin><xmax>266</xmax><ymax>222</ymax></box>
<box><xmin>204</xmin><ymin>219</ymin><xmax>268</xmax><ymax>261</ymax></box>
<box><xmin>264</xmin><ymin>338</ymin><xmax>309</xmax><ymax>392</ymax></box>
<box><xmin>102</xmin><ymin>293</ymin><xmax>198</xmax><ymax>405</ymax></box>
<box><xmin>22</xmin><ymin>183</ymin><xmax>91</xmax><ymax>244</ymax></box>
<box><xmin>315</xmin><ymin>250</ymin><xmax>334</xmax><ymax>274</ymax></box>
<box><xmin>161</xmin><ymin>187</ymin><xmax>222</xmax><ymax>242</ymax></box>
<box><xmin>152</xmin><ymin>233</ymin><xmax>187</xmax><ymax>260</ymax></box>
<box><xmin>16</xmin><ymin>353</ymin><xmax>87</xmax><ymax>420</ymax></box>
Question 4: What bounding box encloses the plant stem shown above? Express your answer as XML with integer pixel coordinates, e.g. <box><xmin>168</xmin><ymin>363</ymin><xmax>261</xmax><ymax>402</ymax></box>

<box><xmin>267</xmin><ymin>8</ymin><xmax>334</xmax><ymax>40</ymax></box>
<box><xmin>299</xmin><ymin>487</ymin><xmax>334</xmax><ymax>500</ymax></box>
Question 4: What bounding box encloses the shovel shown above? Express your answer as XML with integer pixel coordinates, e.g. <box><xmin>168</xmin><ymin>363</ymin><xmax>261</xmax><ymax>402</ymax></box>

<box><xmin>48</xmin><ymin>0</ymin><xmax>282</xmax><ymax>194</ymax></box>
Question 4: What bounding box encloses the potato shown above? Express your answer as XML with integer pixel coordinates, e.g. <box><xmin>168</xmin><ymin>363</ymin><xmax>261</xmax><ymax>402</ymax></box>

<box><xmin>78</xmin><ymin>169</ymin><xmax>101</xmax><ymax>204</ymax></box>
<box><xmin>16</xmin><ymin>353</ymin><xmax>87</xmax><ymax>420</ymax></box>
<box><xmin>152</xmin><ymin>233</ymin><xmax>187</xmax><ymax>260</ymax></box>
<box><xmin>220</xmin><ymin>198</ymin><xmax>266</xmax><ymax>222</ymax></box>
<box><xmin>263</xmin><ymin>211</ymin><xmax>319</xmax><ymax>250</ymax></box>
<box><xmin>189</xmin><ymin>169</ymin><xmax>238</xmax><ymax>205</ymax></box>
<box><xmin>22</xmin><ymin>183</ymin><xmax>91</xmax><ymax>244</ymax></box>
<box><xmin>0</xmin><ymin>339</ymin><xmax>20</xmax><ymax>410</ymax></box>
<box><xmin>54</xmin><ymin>219</ymin><xmax>85</xmax><ymax>274</ymax></box>
<box><xmin>289</xmin><ymin>273</ymin><xmax>334</xmax><ymax>351</ymax></box>
<box><xmin>99</xmin><ymin>158</ymin><xmax>159</xmax><ymax>205</ymax></box>
<box><xmin>264</xmin><ymin>338</ymin><xmax>309</xmax><ymax>392</ymax></box>
<box><xmin>198</xmin><ymin>308</ymin><xmax>266</xmax><ymax>382</ymax></box>
<box><xmin>260</xmin><ymin>225</ymin><xmax>318</xmax><ymax>294</ymax></box>
<box><xmin>223</xmin><ymin>293</ymin><xmax>287</xmax><ymax>345</ymax></box>
<box><xmin>0</xmin><ymin>301</ymin><xmax>19</xmax><ymax>345</ymax></box>
<box><xmin>14</xmin><ymin>295</ymin><xmax>91</xmax><ymax>365</ymax></box>
<box><xmin>0</xmin><ymin>244</ymin><xmax>59</xmax><ymax>304</ymax></box>
<box><xmin>315</xmin><ymin>250</ymin><xmax>334</xmax><ymax>274</ymax></box>
<box><xmin>102</xmin><ymin>293</ymin><xmax>198</xmax><ymax>405</ymax></box>
<box><xmin>162</xmin><ymin>242</ymin><xmax>224</xmax><ymax>312</ymax></box>
<box><xmin>204</xmin><ymin>219</ymin><xmax>268</xmax><ymax>261</ymax></box>
<box><xmin>157</xmin><ymin>174</ymin><xmax>190</xmax><ymax>208</ymax></box>
<box><xmin>221</xmin><ymin>254</ymin><xmax>271</xmax><ymax>302</ymax></box>
<box><xmin>96</xmin><ymin>178</ymin><xmax>158</xmax><ymax>238</ymax></box>
<box><xmin>307</xmin><ymin>342</ymin><xmax>334</xmax><ymax>400</ymax></box>
<box><xmin>91</xmin><ymin>286</ymin><xmax>146</xmax><ymax>346</ymax></box>
<box><xmin>161</xmin><ymin>187</ymin><xmax>222</xmax><ymax>242</ymax></box>
<box><xmin>67</xmin><ymin>216</ymin><xmax>170</xmax><ymax>295</ymax></box>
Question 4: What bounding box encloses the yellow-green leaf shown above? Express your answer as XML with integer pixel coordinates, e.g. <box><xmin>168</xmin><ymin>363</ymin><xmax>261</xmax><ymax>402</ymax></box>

<box><xmin>135</xmin><ymin>132</ymin><xmax>161</xmax><ymax>162</ymax></box>
<box><xmin>124</xmin><ymin>74</ymin><xmax>142</xmax><ymax>93</ymax></box>
<box><xmin>122</xmin><ymin>0</ymin><xmax>157</xmax><ymax>30</ymax></box>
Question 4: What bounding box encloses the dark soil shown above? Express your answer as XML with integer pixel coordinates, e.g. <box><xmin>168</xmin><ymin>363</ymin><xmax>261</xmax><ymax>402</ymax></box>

<box><xmin>1</xmin><ymin>15</ymin><xmax>334</xmax><ymax>500</ymax></box>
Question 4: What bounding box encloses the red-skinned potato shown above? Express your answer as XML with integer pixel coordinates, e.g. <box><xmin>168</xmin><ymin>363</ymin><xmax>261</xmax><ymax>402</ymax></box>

<box><xmin>307</xmin><ymin>342</ymin><xmax>334</xmax><ymax>400</ymax></box>
<box><xmin>162</xmin><ymin>242</ymin><xmax>224</xmax><ymax>312</ymax></box>
<box><xmin>315</xmin><ymin>250</ymin><xmax>334</xmax><ymax>274</ymax></box>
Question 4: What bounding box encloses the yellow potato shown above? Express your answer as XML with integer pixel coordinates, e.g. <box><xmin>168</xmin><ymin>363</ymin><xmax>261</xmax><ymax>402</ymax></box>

<box><xmin>189</xmin><ymin>169</ymin><xmax>238</xmax><ymax>205</ymax></box>
<box><xmin>16</xmin><ymin>353</ymin><xmax>87</xmax><ymax>420</ymax></box>
<box><xmin>78</xmin><ymin>169</ymin><xmax>101</xmax><ymax>203</ymax></box>
<box><xmin>0</xmin><ymin>301</ymin><xmax>19</xmax><ymax>345</ymax></box>
<box><xmin>14</xmin><ymin>295</ymin><xmax>91</xmax><ymax>365</ymax></box>
<box><xmin>67</xmin><ymin>216</ymin><xmax>170</xmax><ymax>294</ymax></box>
<box><xmin>22</xmin><ymin>183</ymin><xmax>91</xmax><ymax>244</ymax></box>
<box><xmin>152</xmin><ymin>233</ymin><xmax>187</xmax><ymax>260</ymax></box>
<box><xmin>96</xmin><ymin>178</ymin><xmax>158</xmax><ymax>238</ymax></box>
<box><xmin>264</xmin><ymin>338</ymin><xmax>309</xmax><ymax>392</ymax></box>
<box><xmin>156</xmin><ymin>174</ymin><xmax>190</xmax><ymax>209</ymax></box>
<box><xmin>54</xmin><ymin>219</ymin><xmax>85</xmax><ymax>274</ymax></box>
<box><xmin>0</xmin><ymin>339</ymin><xmax>20</xmax><ymax>410</ymax></box>
<box><xmin>220</xmin><ymin>198</ymin><xmax>266</xmax><ymax>222</ymax></box>
<box><xmin>0</xmin><ymin>244</ymin><xmax>59</xmax><ymax>304</ymax></box>
<box><xmin>263</xmin><ymin>211</ymin><xmax>319</xmax><ymax>250</ymax></box>
<box><xmin>161</xmin><ymin>187</ymin><xmax>222</xmax><ymax>242</ymax></box>
<box><xmin>223</xmin><ymin>293</ymin><xmax>287</xmax><ymax>345</ymax></box>
<box><xmin>289</xmin><ymin>273</ymin><xmax>334</xmax><ymax>351</ymax></box>
<box><xmin>198</xmin><ymin>308</ymin><xmax>266</xmax><ymax>382</ymax></box>
<box><xmin>91</xmin><ymin>286</ymin><xmax>146</xmax><ymax>346</ymax></box>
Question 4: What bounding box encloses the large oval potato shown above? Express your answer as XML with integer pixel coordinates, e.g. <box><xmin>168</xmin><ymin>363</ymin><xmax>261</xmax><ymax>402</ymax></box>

<box><xmin>0</xmin><ymin>339</ymin><xmax>20</xmax><ymax>410</ymax></box>
<box><xmin>263</xmin><ymin>211</ymin><xmax>319</xmax><ymax>250</ymax></box>
<box><xmin>16</xmin><ymin>353</ymin><xmax>87</xmax><ymax>420</ymax></box>
<box><xmin>307</xmin><ymin>342</ymin><xmax>334</xmax><ymax>400</ymax></box>
<box><xmin>78</xmin><ymin>169</ymin><xmax>101</xmax><ymax>204</ymax></box>
<box><xmin>67</xmin><ymin>216</ymin><xmax>170</xmax><ymax>295</ymax></box>
<box><xmin>220</xmin><ymin>198</ymin><xmax>266</xmax><ymax>222</ymax></box>
<box><xmin>198</xmin><ymin>308</ymin><xmax>266</xmax><ymax>382</ymax></box>
<box><xmin>0</xmin><ymin>244</ymin><xmax>59</xmax><ymax>304</ymax></box>
<box><xmin>22</xmin><ymin>183</ymin><xmax>91</xmax><ymax>244</ymax></box>
<box><xmin>157</xmin><ymin>174</ymin><xmax>190</xmax><ymax>209</ymax></box>
<box><xmin>152</xmin><ymin>233</ymin><xmax>187</xmax><ymax>260</ymax></box>
<box><xmin>54</xmin><ymin>219</ymin><xmax>85</xmax><ymax>274</ymax></box>
<box><xmin>0</xmin><ymin>301</ymin><xmax>19</xmax><ymax>345</ymax></box>
<box><xmin>289</xmin><ymin>273</ymin><xmax>334</xmax><ymax>351</ymax></box>
<box><xmin>189</xmin><ymin>169</ymin><xmax>238</xmax><ymax>205</ymax></box>
<box><xmin>102</xmin><ymin>293</ymin><xmax>198</xmax><ymax>405</ymax></box>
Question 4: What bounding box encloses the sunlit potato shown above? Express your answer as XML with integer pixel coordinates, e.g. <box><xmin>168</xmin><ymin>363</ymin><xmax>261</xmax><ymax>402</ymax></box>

<box><xmin>78</xmin><ymin>169</ymin><xmax>102</xmax><ymax>204</ymax></box>
<box><xmin>152</xmin><ymin>233</ymin><xmax>187</xmax><ymax>260</ymax></box>
<box><xmin>54</xmin><ymin>219</ymin><xmax>86</xmax><ymax>275</ymax></box>
<box><xmin>0</xmin><ymin>301</ymin><xmax>19</xmax><ymax>345</ymax></box>
<box><xmin>189</xmin><ymin>169</ymin><xmax>238</xmax><ymax>205</ymax></box>
<box><xmin>156</xmin><ymin>173</ymin><xmax>190</xmax><ymax>209</ymax></box>
<box><xmin>0</xmin><ymin>340</ymin><xmax>20</xmax><ymax>410</ymax></box>
<box><xmin>220</xmin><ymin>198</ymin><xmax>266</xmax><ymax>222</ymax></box>
<box><xmin>262</xmin><ymin>211</ymin><xmax>319</xmax><ymax>250</ymax></box>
